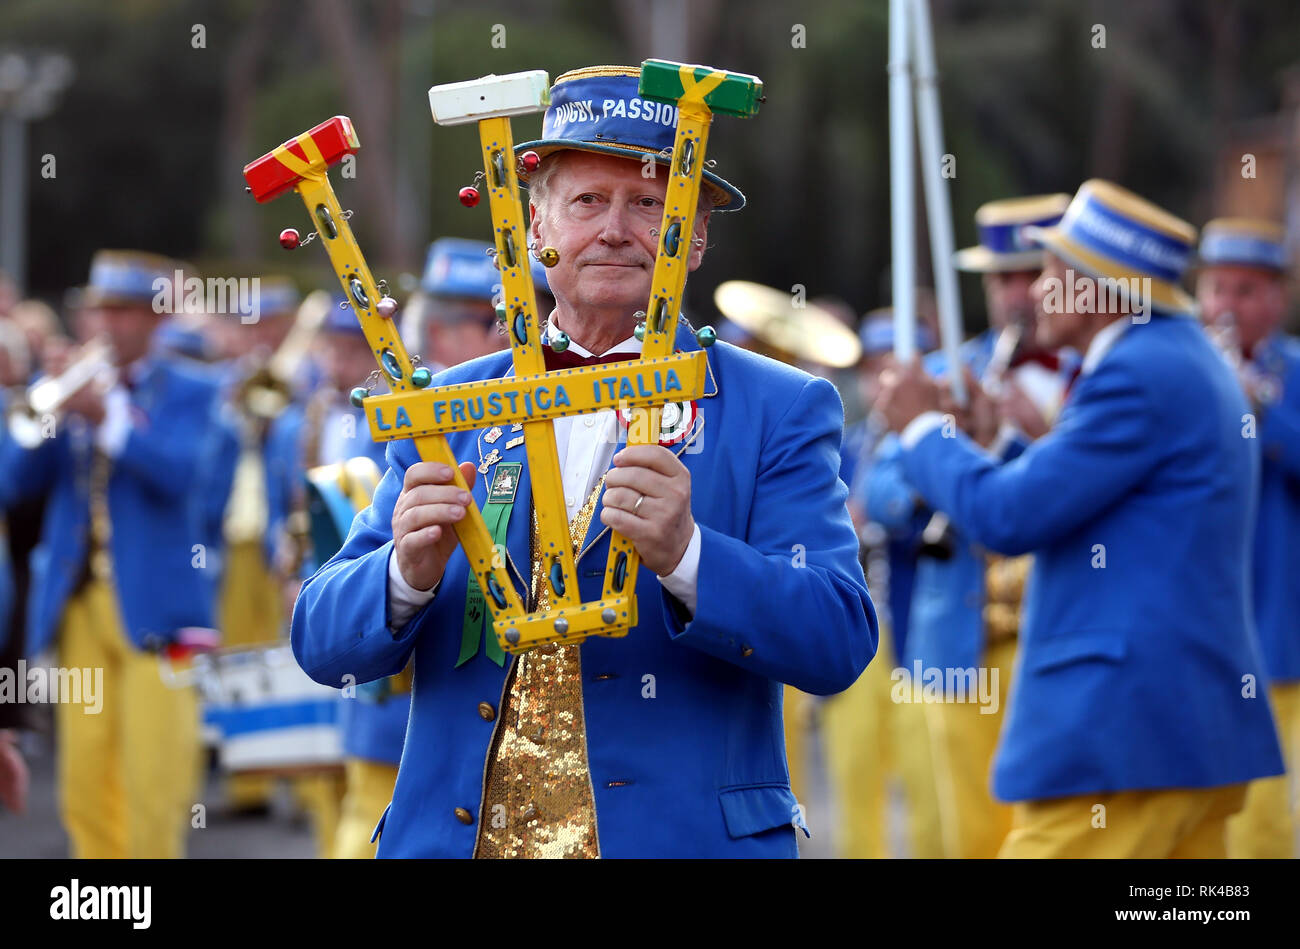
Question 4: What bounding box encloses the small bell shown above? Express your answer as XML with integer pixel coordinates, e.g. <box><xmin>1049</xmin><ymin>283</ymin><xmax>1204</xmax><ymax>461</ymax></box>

<box><xmin>458</xmin><ymin>186</ymin><xmax>480</xmax><ymax>208</ymax></box>
<box><xmin>520</xmin><ymin>150</ymin><xmax>541</xmax><ymax>173</ymax></box>
<box><xmin>634</xmin><ymin>322</ymin><xmax>646</xmax><ymax>342</ymax></box>
<box><xmin>376</xmin><ymin>296</ymin><xmax>398</xmax><ymax>318</ymax></box>
<box><xmin>411</xmin><ymin>367</ymin><xmax>433</xmax><ymax>387</ymax></box>
<box><xmin>538</xmin><ymin>246</ymin><xmax>560</xmax><ymax>268</ymax></box>
<box><xmin>279</xmin><ymin>228</ymin><xmax>300</xmax><ymax>250</ymax></box>
<box><xmin>549</xmin><ymin>330</ymin><xmax>570</xmax><ymax>353</ymax></box>
<box><xmin>348</xmin><ymin>386</ymin><xmax>368</xmax><ymax>408</ymax></box>
<box><xmin>494</xmin><ymin>302</ymin><xmax>508</xmax><ymax>324</ymax></box>
<box><xmin>695</xmin><ymin>325</ymin><xmax>717</xmax><ymax>347</ymax></box>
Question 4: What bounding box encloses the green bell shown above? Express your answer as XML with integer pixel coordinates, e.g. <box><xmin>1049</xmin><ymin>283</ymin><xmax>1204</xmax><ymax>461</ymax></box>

<box><xmin>695</xmin><ymin>325</ymin><xmax>718</xmax><ymax>347</ymax></box>
<box><xmin>411</xmin><ymin>367</ymin><xmax>433</xmax><ymax>387</ymax></box>
<box><xmin>550</xmin><ymin>330</ymin><xmax>570</xmax><ymax>352</ymax></box>
<box><xmin>634</xmin><ymin>323</ymin><xmax>646</xmax><ymax>342</ymax></box>
<box><xmin>349</xmin><ymin>386</ymin><xmax>368</xmax><ymax>408</ymax></box>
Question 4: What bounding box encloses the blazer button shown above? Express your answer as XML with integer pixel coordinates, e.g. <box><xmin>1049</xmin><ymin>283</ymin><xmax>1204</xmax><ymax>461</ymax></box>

<box><xmin>741</xmin><ymin>645</ymin><xmax>754</xmax><ymax>657</ymax></box>
<box><xmin>454</xmin><ymin>807</ymin><xmax>474</xmax><ymax>825</ymax></box>
<box><xmin>478</xmin><ymin>701</ymin><xmax>496</xmax><ymax>722</ymax></box>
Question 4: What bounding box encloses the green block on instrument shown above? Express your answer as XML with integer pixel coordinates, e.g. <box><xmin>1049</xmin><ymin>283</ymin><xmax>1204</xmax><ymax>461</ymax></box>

<box><xmin>638</xmin><ymin>59</ymin><xmax>763</xmax><ymax>118</ymax></box>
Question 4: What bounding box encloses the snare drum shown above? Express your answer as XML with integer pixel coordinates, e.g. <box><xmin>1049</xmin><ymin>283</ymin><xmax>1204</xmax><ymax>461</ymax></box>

<box><xmin>196</xmin><ymin>644</ymin><xmax>343</xmax><ymax>776</ymax></box>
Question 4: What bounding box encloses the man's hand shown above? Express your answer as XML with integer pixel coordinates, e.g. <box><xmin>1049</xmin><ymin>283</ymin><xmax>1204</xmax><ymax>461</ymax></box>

<box><xmin>392</xmin><ymin>460</ymin><xmax>478</xmax><ymax>591</ymax></box>
<box><xmin>600</xmin><ymin>444</ymin><xmax>694</xmax><ymax>576</ymax></box>
<box><xmin>876</xmin><ymin>361</ymin><xmax>942</xmax><ymax>433</ymax></box>
<box><xmin>996</xmin><ymin>379</ymin><xmax>1049</xmax><ymax>440</ymax></box>
<box><xmin>0</xmin><ymin>730</ymin><xmax>28</xmax><ymax>815</ymax></box>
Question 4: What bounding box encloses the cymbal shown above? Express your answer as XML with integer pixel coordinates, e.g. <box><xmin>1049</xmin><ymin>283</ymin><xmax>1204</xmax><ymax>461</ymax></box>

<box><xmin>712</xmin><ymin>280</ymin><xmax>862</xmax><ymax>368</ymax></box>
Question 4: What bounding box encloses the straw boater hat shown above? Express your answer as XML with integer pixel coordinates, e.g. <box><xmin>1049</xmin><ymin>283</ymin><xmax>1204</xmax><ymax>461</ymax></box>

<box><xmin>1023</xmin><ymin>179</ymin><xmax>1198</xmax><ymax>315</ymax></box>
<box><xmin>952</xmin><ymin>194</ymin><xmax>1071</xmax><ymax>273</ymax></box>
<box><xmin>515</xmin><ymin>65</ymin><xmax>745</xmax><ymax>212</ymax></box>
<box><xmin>1197</xmin><ymin>217</ymin><xmax>1288</xmax><ymax>273</ymax></box>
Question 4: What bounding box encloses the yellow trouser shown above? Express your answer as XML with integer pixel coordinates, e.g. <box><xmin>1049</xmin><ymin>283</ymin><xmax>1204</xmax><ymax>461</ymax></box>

<box><xmin>1000</xmin><ymin>784</ymin><xmax>1248</xmax><ymax>858</ymax></box>
<box><xmin>332</xmin><ymin>758</ymin><xmax>400</xmax><ymax>859</ymax></box>
<box><xmin>820</xmin><ymin>623</ymin><xmax>944</xmax><ymax>858</ymax></box>
<box><xmin>923</xmin><ymin>637</ymin><xmax>1016</xmax><ymax>858</ymax></box>
<box><xmin>219</xmin><ymin>539</ymin><xmax>284</xmax><ymax>809</ymax></box>
<box><xmin>783</xmin><ymin>684</ymin><xmax>813</xmax><ymax>806</ymax></box>
<box><xmin>291</xmin><ymin>770</ymin><xmax>347</xmax><ymax>858</ymax></box>
<box><xmin>1227</xmin><ymin>680</ymin><xmax>1300</xmax><ymax>858</ymax></box>
<box><xmin>56</xmin><ymin>578</ymin><xmax>200</xmax><ymax>859</ymax></box>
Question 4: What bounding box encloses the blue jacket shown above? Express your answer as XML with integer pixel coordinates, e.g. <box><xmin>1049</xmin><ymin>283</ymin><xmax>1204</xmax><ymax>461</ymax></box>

<box><xmin>1250</xmin><ymin>333</ymin><xmax>1300</xmax><ymax>683</ymax></box>
<box><xmin>900</xmin><ymin>315</ymin><xmax>1284</xmax><ymax>800</ymax></box>
<box><xmin>268</xmin><ymin>399</ymin><xmax>407</xmax><ymax>766</ymax></box>
<box><xmin>0</xmin><ymin>360</ymin><xmax>228</xmax><ymax>656</ymax></box>
<box><xmin>290</xmin><ymin>327</ymin><xmax>877</xmax><ymax>857</ymax></box>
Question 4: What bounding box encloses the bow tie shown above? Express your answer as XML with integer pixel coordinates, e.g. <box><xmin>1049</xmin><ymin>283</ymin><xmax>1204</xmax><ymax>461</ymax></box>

<box><xmin>542</xmin><ymin>346</ymin><xmax>640</xmax><ymax>372</ymax></box>
<box><xmin>1009</xmin><ymin>350</ymin><xmax>1061</xmax><ymax>372</ymax></box>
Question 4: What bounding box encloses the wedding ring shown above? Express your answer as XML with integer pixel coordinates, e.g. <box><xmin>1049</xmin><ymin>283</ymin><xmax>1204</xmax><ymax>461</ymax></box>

<box><xmin>632</xmin><ymin>493</ymin><xmax>646</xmax><ymax>514</ymax></box>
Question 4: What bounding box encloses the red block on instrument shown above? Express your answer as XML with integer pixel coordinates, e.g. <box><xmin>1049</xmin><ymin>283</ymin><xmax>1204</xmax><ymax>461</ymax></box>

<box><xmin>243</xmin><ymin>116</ymin><xmax>360</xmax><ymax>204</ymax></box>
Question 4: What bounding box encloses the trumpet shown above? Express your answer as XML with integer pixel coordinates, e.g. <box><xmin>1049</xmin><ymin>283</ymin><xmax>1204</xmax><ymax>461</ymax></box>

<box><xmin>233</xmin><ymin>289</ymin><xmax>331</xmax><ymax>421</ymax></box>
<box><xmin>6</xmin><ymin>337</ymin><xmax>117</xmax><ymax>449</ymax></box>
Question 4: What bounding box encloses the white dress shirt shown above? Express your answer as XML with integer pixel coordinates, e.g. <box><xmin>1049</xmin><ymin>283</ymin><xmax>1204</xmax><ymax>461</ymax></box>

<box><xmin>387</xmin><ymin>327</ymin><xmax>702</xmax><ymax>628</ymax></box>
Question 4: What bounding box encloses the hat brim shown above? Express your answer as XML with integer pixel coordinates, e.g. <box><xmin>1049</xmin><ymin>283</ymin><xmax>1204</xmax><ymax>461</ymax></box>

<box><xmin>952</xmin><ymin>245</ymin><xmax>1046</xmax><ymax>274</ymax></box>
<box><xmin>514</xmin><ymin>139</ymin><xmax>745</xmax><ymax>212</ymax></box>
<box><xmin>79</xmin><ymin>287</ymin><xmax>159</xmax><ymax>308</ymax></box>
<box><xmin>1024</xmin><ymin>225</ymin><xmax>1196</xmax><ymax>316</ymax></box>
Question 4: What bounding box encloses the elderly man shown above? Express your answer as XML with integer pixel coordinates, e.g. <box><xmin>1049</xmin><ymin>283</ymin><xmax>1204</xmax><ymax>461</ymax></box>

<box><xmin>291</xmin><ymin>64</ymin><xmax>876</xmax><ymax>858</ymax></box>
<box><xmin>877</xmin><ymin>181</ymin><xmax>1284</xmax><ymax>858</ymax></box>
<box><xmin>1196</xmin><ymin>218</ymin><xmax>1300</xmax><ymax>858</ymax></box>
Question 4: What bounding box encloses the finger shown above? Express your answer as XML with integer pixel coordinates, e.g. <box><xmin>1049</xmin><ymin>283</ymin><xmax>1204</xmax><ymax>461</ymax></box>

<box><xmin>599</xmin><ymin>505</ymin><xmax>648</xmax><ymax>538</ymax></box>
<box><xmin>397</xmin><ymin>503</ymin><xmax>468</xmax><ymax>538</ymax></box>
<box><xmin>403</xmin><ymin>461</ymin><xmax>455</xmax><ymax>491</ymax></box>
<box><xmin>603</xmin><ymin>485</ymin><xmax>651</xmax><ymax>515</ymax></box>
<box><xmin>612</xmin><ymin>443</ymin><xmax>684</xmax><ymax>478</ymax></box>
<box><xmin>604</xmin><ymin>464</ymin><xmax>673</xmax><ymax>498</ymax></box>
<box><xmin>458</xmin><ymin>460</ymin><xmax>478</xmax><ymax>491</ymax></box>
<box><xmin>399</xmin><ymin>483</ymin><xmax>473</xmax><ymax>511</ymax></box>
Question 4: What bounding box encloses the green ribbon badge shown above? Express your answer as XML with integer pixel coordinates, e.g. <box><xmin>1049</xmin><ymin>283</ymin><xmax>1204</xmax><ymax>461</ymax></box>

<box><xmin>457</xmin><ymin>462</ymin><xmax>522</xmax><ymax>667</ymax></box>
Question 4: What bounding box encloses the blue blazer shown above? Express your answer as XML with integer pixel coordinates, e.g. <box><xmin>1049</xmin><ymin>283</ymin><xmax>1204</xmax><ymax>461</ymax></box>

<box><xmin>900</xmin><ymin>315</ymin><xmax>1284</xmax><ymax>800</ymax></box>
<box><xmin>0</xmin><ymin>360</ymin><xmax>228</xmax><ymax>656</ymax></box>
<box><xmin>1250</xmin><ymin>333</ymin><xmax>1300</xmax><ymax>683</ymax></box>
<box><xmin>290</xmin><ymin>327</ymin><xmax>877</xmax><ymax>857</ymax></box>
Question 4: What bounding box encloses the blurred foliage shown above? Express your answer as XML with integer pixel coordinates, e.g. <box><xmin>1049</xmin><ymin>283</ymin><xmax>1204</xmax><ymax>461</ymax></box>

<box><xmin>4</xmin><ymin>0</ymin><xmax>1300</xmax><ymax>333</ymax></box>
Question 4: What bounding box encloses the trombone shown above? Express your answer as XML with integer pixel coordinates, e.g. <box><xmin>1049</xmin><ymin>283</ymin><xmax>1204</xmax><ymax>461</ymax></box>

<box><xmin>5</xmin><ymin>337</ymin><xmax>117</xmax><ymax>449</ymax></box>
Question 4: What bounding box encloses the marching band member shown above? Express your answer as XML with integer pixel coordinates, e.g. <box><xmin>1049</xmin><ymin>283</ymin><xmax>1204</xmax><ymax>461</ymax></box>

<box><xmin>401</xmin><ymin>237</ymin><xmax>552</xmax><ymax>372</ymax></box>
<box><xmin>877</xmin><ymin>181</ymin><xmax>1285</xmax><ymax>857</ymax></box>
<box><xmin>291</xmin><ymin>64</ymin><xmax>876</xmax><ymax>858</ymax></box>
<box><xmin>866</xmin><ymin>194</ymin><xmax>1069</xmax><ymax>858</ymax></box>
<box><xmin>0</xmin><ymin>250</ymin><xmax>229</xmax><ymax>858</ymax></box>
<box><xmin>1195</xmin><ymin>218</ymin><xmax>1300</xmax><ymax>858</ymax></box>
<box><xmin>819</xmin><ymin>311</ymin><xmax>943</xmax><ymax>858</ymax></box>
<box><xmin>266</xmin><ymin>301</ymin><xmax>392</xmax><ymax>857</ymax></box>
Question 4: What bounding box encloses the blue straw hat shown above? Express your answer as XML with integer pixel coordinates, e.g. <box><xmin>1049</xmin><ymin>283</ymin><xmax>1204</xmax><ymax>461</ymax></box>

<box><xmin>81</xmin><ymin>249</ymin><xmax>176</xmax><ymax>307</ymax></box>
<box><xmin>953</xmin><ymin>194</ymin><xmax>1071</xmax><ymax>273</ymax></box>
<box><xmin>1198</xmin><ymin>218</ymin><xmax>1287</xmax><ymax>272</ymax></box>
<box><xmin>515</xmin><ymin>65</ymin><xmax>745</xmax><ymax>211</ymax></box>
<box><xmin>1023</xmin><ymin>179</ymin><xmax>1197</xmax><ymax>315</ymax></box>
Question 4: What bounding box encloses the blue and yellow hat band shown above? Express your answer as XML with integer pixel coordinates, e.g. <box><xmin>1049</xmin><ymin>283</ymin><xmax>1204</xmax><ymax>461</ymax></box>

<box><xmin>1061</xmin><ymin>190</ymin><xmax>1192</xmax><ymax>284</ymax></box>
<box><xmin>516</xmin><ymin>65</ymin><xmax>745</xmax><ymax>211</ymax></box>
<box><xmin>420</xmin><ymin>237</ymin><xmax>549</xmax><ymax>299</ymax></box>
<box><xmin>1199</xmin><ymin>218</ymin><xmax>1287</xmax><ymax>272</ymax></box>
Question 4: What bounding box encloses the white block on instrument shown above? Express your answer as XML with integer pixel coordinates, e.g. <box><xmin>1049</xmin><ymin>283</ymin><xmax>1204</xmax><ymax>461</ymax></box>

<box><xmin>428</xmin><ymin>71</ymin><xmax>551</xmax><ymax>125</ymax></box>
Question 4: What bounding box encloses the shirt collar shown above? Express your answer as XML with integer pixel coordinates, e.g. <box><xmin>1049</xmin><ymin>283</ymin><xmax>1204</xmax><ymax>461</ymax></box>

<box><xmin>1080</xmin><ymin>319</ymin><xmax>1129</xmax><ymax>376</ymax></box>
<box><xmin>543</xmin><ymin>320</ymin><xmax>641</xmax><ymax>358</ymax></box>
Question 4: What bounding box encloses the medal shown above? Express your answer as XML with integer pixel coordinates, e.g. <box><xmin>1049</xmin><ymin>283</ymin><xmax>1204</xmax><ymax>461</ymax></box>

<box><xmin>478</xmin><ymin>448</ymin><xmax>502</xmax><ymax>473</ymax></box>
<box><xmin>484</xmin><ymin>426</ymin><xmax>503</xmax><ymax>444</ymax></box>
